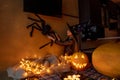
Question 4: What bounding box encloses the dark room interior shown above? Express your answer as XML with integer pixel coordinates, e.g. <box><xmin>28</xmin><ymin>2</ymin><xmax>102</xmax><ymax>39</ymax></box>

<box><xmin>0</xmin><ymin>0</ymin><xmax>120</xmax><ymax>80</ymax></box>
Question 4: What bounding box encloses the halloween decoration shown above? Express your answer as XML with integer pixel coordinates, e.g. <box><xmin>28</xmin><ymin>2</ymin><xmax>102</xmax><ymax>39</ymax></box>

<box><xmin>70</xmin><ymin>52</ymin><xmax>89</xmax><ymax>71</ymax></box>
<box><xmin>50</xmin><ymin>24</ymin><xmax>89</xmax><ymax>70</ymax></box>
<box><xmin>49</xmin><ymin>29</ymin><xmax>75</xmax><ymax>56</ymax></box>
<box><xmin>92</xmin><ymin>42</ymin><xmax>120</xmax><ymax>78</ymax></box>
<box><xmin>68</xmin><ymin>22</ymin><xmax>104</xmax><ymax>41</ymax></box>
<box><xmin>7</xmin><ymin>54</ymin><xmax>112</xmax><ymax>80</ymax></box>
<box><xmin>7</xmin><ymin>55</ymin><xmax>71</xmax><ymax>80</ymax></box>
<box><xmin>63</xmin><ymin>74</ymin><xmax>81</xmax><ymax>80</ymax></box>
<box><xmin>48</xmin><ymin>23</ymin><xmax>81</xmax><ymax>56</ymax></box>
<box><xmin>26</xmin><ymin>14</ymin><xmax>61</xmax><ymax>49</ymax></box>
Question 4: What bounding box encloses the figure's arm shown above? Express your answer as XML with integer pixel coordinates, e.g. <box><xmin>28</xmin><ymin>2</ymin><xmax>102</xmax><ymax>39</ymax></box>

<box><xmin>47</xmin><ymin>35</ymin><xmax>56</xmax><ymax>41</ymax></box>
<box><xmin>47</xmin><ymin>31</ymin><xmax>61</xmax><ymax>41</ymax></box>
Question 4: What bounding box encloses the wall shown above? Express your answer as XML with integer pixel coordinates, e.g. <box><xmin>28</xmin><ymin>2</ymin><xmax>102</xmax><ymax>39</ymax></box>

<box><xmin>0</xmin><ymin>0</ymin><xmax>79</xmax><ymax>70</ymax></box>
<box><xmin>1</xmin><ymin>0</ymin><xmax>119</xmax><ymax>72</ymax></box>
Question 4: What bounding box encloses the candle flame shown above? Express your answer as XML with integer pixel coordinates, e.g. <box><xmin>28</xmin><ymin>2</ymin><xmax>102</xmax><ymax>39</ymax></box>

<box><xmin>64</xmin><ymin>74</ymin><xmax>81</xmax><ymax>80</ymax></box>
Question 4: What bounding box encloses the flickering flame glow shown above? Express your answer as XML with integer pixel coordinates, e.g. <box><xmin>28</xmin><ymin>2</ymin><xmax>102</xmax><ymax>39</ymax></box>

<box><xmin>19</xmin><ymin>58</ymin><xmax>51</xmax><ymax>75</ymax></box>
<box><xmin>18</xmin><ymin>55</ymin><xmax>71</xmax><ymax>78</ymax></box>
<box><xmin>81</xmin><ymin>54</ymin><xmax>85</xmax><ymax>59</ymax></box>
<box><xmin>23</xmin><ymin>72</ymin><xmax>28</xmax><ymax>77</ymax></box>
<box><xmin>74</xmin><ymin>55</ymin><xmax>78</xmax><ymax>59</ymax></box>
<box><xmin>64</xmin><ymin>74</ymin><xmax>81</xmax><ymax>80</ymax></box>
<box><xmin>15</xmin><ymin>54</ymin><xmax>88</xmax><ymax>79</ymax></box>
<box><xmin>60</xmin><ymin>54</ymin><xmax>88</xmax><ymax>70</ymax></box>
<box><xmin>71</xmin><ymin>62</ymin><xmax>87</xmax><ymax>69</ymax></box>
<box><xmin>69</xmin><ymin>54</ymin><xmax>88</xmax><ymax>70</ymax></box>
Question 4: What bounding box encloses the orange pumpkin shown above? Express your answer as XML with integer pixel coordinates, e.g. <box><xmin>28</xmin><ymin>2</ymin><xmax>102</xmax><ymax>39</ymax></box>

<box><xmin>70</xmin><ymin>51</ymin><xmax>89</xmax><ymax>70</ymax></box>
<box><xmin>92</xmin><ymin>42</ymin><xmax>120</xmax><ymax>78</ymax></box>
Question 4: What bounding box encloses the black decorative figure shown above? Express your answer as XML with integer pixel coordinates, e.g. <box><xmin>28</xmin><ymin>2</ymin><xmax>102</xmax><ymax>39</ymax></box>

<box><xmin>26</xmin><ymin>14</ymin><xmax>60</xmax><ymax>49</ymax></box>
